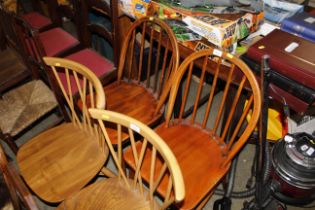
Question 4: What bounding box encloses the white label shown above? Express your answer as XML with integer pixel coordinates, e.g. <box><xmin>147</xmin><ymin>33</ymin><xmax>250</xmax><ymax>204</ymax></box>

<box><xmin>304</xmin><ymin>17</ymin><xmax>315</xmax><ymax>24</ymax></box>
<box><xmin>306</xmin><ymin>147</ymin><xmax>315</xmax><ymax>156</ymax></box>
<box><xmin>284</xmin><ymin>135</ymin><xmax>293</xmax><ymax>143</ymax></box>
<box><xmin>301</xmin><ymin>144</ymin><xmax>309</xmax><ymax>151</ymax></box>
<box><xmin>130</xmin><ymin>123</ymin><xmax>140</xmax><ymax>133</ymax></box>
<box><xmin>284</xmin><ymin>42</ymin><xmax>299</xmax><ymax>53</ymax></box>
<box><xmin>213</xmin><ymin>49</ymin><xmax>223</xmax><ymax>57</ymax></box>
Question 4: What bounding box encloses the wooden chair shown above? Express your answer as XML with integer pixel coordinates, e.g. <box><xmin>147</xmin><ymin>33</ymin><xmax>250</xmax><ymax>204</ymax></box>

<box><xmin>124</xmin><ymin>49</ymin><xmax>262</xmax><ymax>209</ymax></box>
<box><xmin>57</xmin><ymin>109</ymin><xmax>185</xmax><ymax>210</ymax></box>
<box><xmin>0</xmin><ymin>143</ymin><xmax>39</xmax><ymax>210</ymax></box>
<box><xmin>0</xmin><ymin>0</ymin><xmax>53</xmax><ymax>32</ymax></box>
<box><xmin>80</xmin><ymin>16</ymin><xmax>179</xmax><ymax>144</ymax></box>
<box><xmin>16</xmin><ymin>57</ymin><xmax>109</xmax><ymax>203</ymax></box>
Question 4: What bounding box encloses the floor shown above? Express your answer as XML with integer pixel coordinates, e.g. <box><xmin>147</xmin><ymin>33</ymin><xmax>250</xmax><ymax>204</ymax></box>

<box><xmin>1</xmin><ymin>3</ymin><xmax>314</xmax><ymax>209</ymax></box>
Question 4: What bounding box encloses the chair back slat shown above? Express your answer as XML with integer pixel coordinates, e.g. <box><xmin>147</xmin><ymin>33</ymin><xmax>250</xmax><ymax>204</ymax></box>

<box><xmin>221</xmin><ymin>75</ymin><xmax>247</xmax><ymax>142</ymax></box>
<box><xmin>212</xmin><ymin>64</ymin><xmax>235</xmax><ymax>134</ymax></box>
<box><xmin>44</xmin><ymin>57</ymin><xmax>105</xmax><ymax>137</ymax></box>
<box><xmin>89</xmin><ymin>109</ymin><xmax>185</xmax><ymax>208</ymax></box>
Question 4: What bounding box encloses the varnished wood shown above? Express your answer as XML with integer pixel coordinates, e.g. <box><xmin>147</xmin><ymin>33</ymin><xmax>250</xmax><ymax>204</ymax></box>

<box><xmin>57</xmin><ymin>109</ymin><xmax>185</xmax><ymax>210</ymax></box>
<box><xmin>16</xmin><ymin>57</ymin><xmax>108</xmax><ymax>203</ymax></box>
<box><xmin>125</xmin><ymin>49</ymin><xmax>261</xmax><ymax>209</ymax></box>
<box><xmin>0</xmin><ymin>144</ymin><xmax>39</xmax><ymax>210</ymax></box>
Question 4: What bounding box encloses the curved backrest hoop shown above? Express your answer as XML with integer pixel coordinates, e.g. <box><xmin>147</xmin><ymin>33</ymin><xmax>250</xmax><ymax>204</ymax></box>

<box><xmin>165</xmin><ymin>49</ymin><xmax>261</xmax><ymax>167</ymax></box>
<box><xmin>117</xmin><ymin>16</ymin><xmax>179</xmax><ymax>100</ymax></box>
<box><xmin>43</xmin><ymin>57</ymin><xmax>105</xmax><ymax>130</ymax></box>
<box><xmin>89</xmin><ymin>108</ymin><xmax>185</xmax><ymax>208</ymax></box>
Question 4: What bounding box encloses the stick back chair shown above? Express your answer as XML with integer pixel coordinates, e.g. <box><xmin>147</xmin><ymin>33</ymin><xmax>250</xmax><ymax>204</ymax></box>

<box><xmin>0</xmin><ymin>143</ymin><xmax>39</xmax><ymax>210</ymax></box>
<box><xmin>57</xmin><ymin>109</ymin><xmax>185</xmax><ymax>210</ymax></box>
<box><xmin>124</xmin><ymin>49</ymin><xmax>262</xmax><ymax>209</ymax></box>
<box><xmin>16</xmin><ymin>57</ymin><xmax>109</xmax><ymax>203</ymax></box>
<box><xmin>81</xmin><ymin>16</ymin><xmax>179</xmax><ymax>145</ymax></box>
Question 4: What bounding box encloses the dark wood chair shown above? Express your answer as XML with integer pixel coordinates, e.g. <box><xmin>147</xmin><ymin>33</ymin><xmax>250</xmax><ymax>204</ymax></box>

<box><xmin>79</xmin><ymin>16</ymin><xmax>179</xmax><ymax>145</ymax></box>
<box><xmin>16</xmin><ymin>57</ymin><xmax>109</xmax><ymax>203</ymax></box>
<box><xmin>78</xmin><ymin>0</ymin><xmax>120</xmax><ymax>66</ymax></box>
<box><xmin>124</xmin><ymin>49</ymin><xmax>262</xmax><ymax>209</ymax></box>
<box><xmin>57</xmin><ymin>109</ymin><xmax>185</xmax><ymax>210</ymax></box>
<box><xmin>0</xmin><ymin>143</ymin><xmax>39</xmax><ymax>210</ymax></box>
<box><xmin>0</xmin><ymin>5</ymin><xmax>53</xmax><ymax>92</ymax></box>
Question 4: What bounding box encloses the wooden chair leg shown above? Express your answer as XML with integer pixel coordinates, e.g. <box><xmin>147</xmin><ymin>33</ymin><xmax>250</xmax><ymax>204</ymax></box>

<box><xmin>196</xmin><ymin>191</ymin><xmax>214</xmax><ymax>210</ymax></box>
<box><xmin>0</xmin><ymin>133</ymin><xmax>18</xmax><ymax>155</ymax></box>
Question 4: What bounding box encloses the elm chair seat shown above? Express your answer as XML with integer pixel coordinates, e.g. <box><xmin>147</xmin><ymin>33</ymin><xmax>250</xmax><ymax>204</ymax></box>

<box><xmin>104</xmin><ymin>81</ymin><xmax>160</xmax><ymax>125</ymax></box>
<box><xmin>57</xmin><ymin>178</ymin><xmax>155</xmax><ymax>210</ymax></box>
<box><xmin>17</xmin><ymin>123</ymin><xmax>107</xmax><ymax>202</ymax></box>
<box><xmin>0</xmin><ymin>80</ymin><xmax>57</xmax><ymax>136</ymax></box>
<box><xmin>22</xmin><ymin>12</ymin><xmax>52</xmax><ymax>30</ymax></box>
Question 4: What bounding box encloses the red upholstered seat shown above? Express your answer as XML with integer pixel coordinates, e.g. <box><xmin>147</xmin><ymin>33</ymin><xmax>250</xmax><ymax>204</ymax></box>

<box><xmin>22</xmin><ymin>12</ymin><xmax>52</xmax><ymax>30</ymax></box>
<box><xmin>39</xmin><ymin>28</ymin><xmax>79</xmax><ymax>56</ymax></box>
<box><xmin>59</xmin><ymin>49</ymin><xmax>115</xmax><ymax>94</ymax></box>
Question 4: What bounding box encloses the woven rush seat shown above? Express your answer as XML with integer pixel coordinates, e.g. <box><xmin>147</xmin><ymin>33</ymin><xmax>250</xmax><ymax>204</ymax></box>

<box><xmin>0</xmin><ymin>80</ymin><xmax>57</xmax><ymax>136</ymax></box>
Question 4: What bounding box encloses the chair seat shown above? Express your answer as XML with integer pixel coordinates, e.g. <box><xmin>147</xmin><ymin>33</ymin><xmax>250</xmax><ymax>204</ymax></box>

<box><xmin>124</xmin><ymin>122</ymin><xmax>230</xmax><ymax>210</ymax></box>
<box><xmin>39</xmin><ymin>28</ymin><xmax>80</xmax><ymax>56</ymax></box>
<box><xmin>57</xmin><ymin>178</ymin><xmax>155</xmax><ymax>210</ymax></box>
<box><xmin>0</xmin><ymin>80</ymin><xmax>57</xmax><ymax>136</ymax></box>
<box><xmin>17</xmin><ymin>123</ymin><xmax>108</xmax><ymax>203</ymax></box>
<box><xmin>104</xmin><ymin>81</ymin><xmax>162</xmax><ymax>124</ymax></box>
<box><xmin>22</xmin><ymin>12</ymin><xmax>52</xmax><ymax>30</ymax></box>
<box><xmin>63</xmin><ymin>48</ymin><xmax>115</xmax><ymax>94</ymax></box>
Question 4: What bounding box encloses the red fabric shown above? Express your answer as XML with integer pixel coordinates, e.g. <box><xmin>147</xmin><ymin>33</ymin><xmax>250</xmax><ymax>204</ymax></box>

<box><xmin>39</xmin><ymin>28</ymin><xmax>79</xmax><ymax>56</ymax></box>
<box><xmin>58</xmin><ymin>49</ymin><xmax>115</xmax><ymax>94</ymax></box>
<box><xmin>22</xmin><ymin>12</ymin><xmax>52</xmax><ymax>30</ymax></box>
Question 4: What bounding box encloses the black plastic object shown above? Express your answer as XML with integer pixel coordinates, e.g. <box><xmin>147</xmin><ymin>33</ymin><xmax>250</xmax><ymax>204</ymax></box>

<box><xmin>271</xmin><ymin>132</ymin><xmax>315</xmax><ymax>205</ymax></box>
<box><xmin>213</xmin><ymin>197</ymin><xmax>232</xmax><ymax>210</ymax></box>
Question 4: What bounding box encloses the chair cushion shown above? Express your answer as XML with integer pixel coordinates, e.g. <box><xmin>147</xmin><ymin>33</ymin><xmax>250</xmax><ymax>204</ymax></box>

<box><xmin>22</xmin><ymin>12</ymin><xmax>52</xmax><ymax>30</ymax></box>
<box><xmin>57</xmin><ymin>178</ymin><xmax>154</xmax><ymax>210</ymax></box>
<box><xmin>17</xmin><ymin>123</ymin><xmax>108</xmax><ymax>203</ymax></box>
<box><xmin>0</xmin><ymin>80</ymin><xmax>57</xmax><ymax>136</ymax></box>
<box><xmin>39</xmin><ymin>28</ymin><xmax>79</xmax><ymax>56</ymax></box>
<box><xmin>61</xmin><ymin>48</ymin><xmax>115</xmax><ymax>94</ymax></box>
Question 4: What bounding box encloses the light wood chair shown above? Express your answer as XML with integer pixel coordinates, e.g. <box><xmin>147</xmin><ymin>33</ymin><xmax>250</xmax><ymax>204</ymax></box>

<box><xmin>16</xmin><ymin>57</ymin><xmax>109</xmax><ymax>203</ymax></box>
<box><xmin>57</xmin><ymin>109</ymin><xmax>185</xmax><ymax>210</ymax></box>
<box><xmin>0</xmin><ymin>143</ymin><xmax>39</xmax><ymax>210</ymax></box>
<box><xmin>124</xmin><ymin>49</ymin><xmax>262</xmax><ymax>209</ymax></box>
<box><xmin>78</xmin><ymin>16</ymin><xmax>179</xmax><ymax>145</ymax></box>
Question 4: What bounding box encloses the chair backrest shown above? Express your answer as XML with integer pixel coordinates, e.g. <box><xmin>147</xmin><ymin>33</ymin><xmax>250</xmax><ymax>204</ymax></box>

<box><xmin>164</xmin><ymin>49</ymin><xmax>261</xmax><ymax>167</ymax></box>
<box><xmin>0</xmin><ymin>144</ymin><xmax>39</xmax><ymax>210</ymax></box>
<box><xmin>118</xmin><ymin>16</ymin><xmax>179</xmax><ymax>101</ymax></box>
<box><xmin>89</xmin><ymin>109</ymin><xmax>185</xmax><ymax>209</ymax></box>
<box><xmin>0</xmin><ymin>4</ymin><xmax>21</xmax><ymax>51</ymax></box>
<box><xmin>78</xmin><ymin>0</ymin><xmax>119</xmax><ymax>66</ymax></box>
<box><xmin>43</xmin><ymin>57</ymin><xmax>105</xmax><ymax>130</ymax></box>
<box><xmin>45</xmin><ymin>0</ymin><xmax>78</xmax><ymax>26</ymax></box>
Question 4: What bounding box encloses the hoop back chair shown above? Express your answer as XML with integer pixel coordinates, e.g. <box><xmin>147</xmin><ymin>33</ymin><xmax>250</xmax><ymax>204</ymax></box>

<box><xmin>124</xmin><ymin>49</ymin><xmax>261</xmax><ymax>209</ymax></box>
<box><xmin>92</xmin><ymin>16</ymin><xmax>179</xmax><ymax>144</ymax></box>
<box><xmin>57</xmin><ymin>109</ymin><xmax>185</xmax><ymax>210</ymax></box>
<box><xmin>16</xmin><ymin>57</ymin><xmax>109</xmax><ymax>203</ymax></box>
<box><xmin>0</xmin><ymin>144</ymin><xmax>39</xmax><ymax>210</ymax></box>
